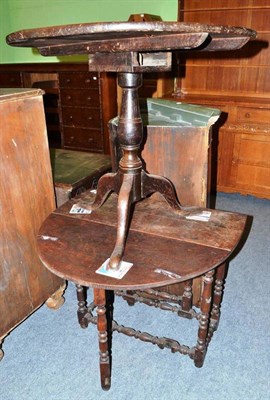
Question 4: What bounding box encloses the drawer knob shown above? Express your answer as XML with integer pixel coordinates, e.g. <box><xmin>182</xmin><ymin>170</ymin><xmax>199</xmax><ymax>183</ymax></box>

<box><xmin>85</xmin><ymin>79</ymin><xmax>91</xmax><ymax>83</ymax></box>
<box><xmin>88</xmin><ymin>138</ymin><xmax>93</xmax><ymax>142</ymax></box>
<box><xmin>87</xmin><ymin>96</ymin><xmax>92</xmax><ymax>101</ymax></box>
<box><xmin>88</xmin><ymin>116</ymin><xmax>93</xmax><ymax>120</ymax></box>
<box><xmin>66</xmin><ymin>95</ymin><xmax>71</xmax><ymax>100</ymax></box>
<box><xmin>245</xmin><ymin>112</ymin><xmax>250</xmax><ymax>118</ymax></box>
<box><xmin>66</xmin><ymin>78</ymin><xmax>71</xmax><ymax>83</ymax></box>
<box><xmin>69</xmin><ymin>115</ymin><xmax>73</xmax><ymax>119</ymax></box>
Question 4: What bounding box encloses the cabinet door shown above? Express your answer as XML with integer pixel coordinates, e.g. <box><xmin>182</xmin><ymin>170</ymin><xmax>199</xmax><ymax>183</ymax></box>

<box><xmin>232</xmin><ymin>131</ymin><xmax>270</xmax><ymax>197</ymax></box>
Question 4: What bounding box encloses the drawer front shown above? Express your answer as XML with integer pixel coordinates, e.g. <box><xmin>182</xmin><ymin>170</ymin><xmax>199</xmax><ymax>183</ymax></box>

<box><xmin>0</xmin><ymin>73</ymin><xmax>22</xmax><ymax>87</ymax></box>
<box><xmin>63</xmin><ymin>127</ymin><xmax>103</xmax><ymax>151</ymax></box>
<box><xmin>59</xmin><ymin>72</ymin><xmax>99</xmax><ymax>88</ymax></box>
<box><xmin>62</xmin><ymin>107</ymin><xmax>101</xmax><ymax>128</ymax></box>
<box><xmin>236</xmin><ymin>107</ymin><xmax>269</xmax><ymax>125</ymax></box>
<box><xmin>60</xmin><ymin>88</ymin><xmax>100</xmax><ymax>107</ymax></box>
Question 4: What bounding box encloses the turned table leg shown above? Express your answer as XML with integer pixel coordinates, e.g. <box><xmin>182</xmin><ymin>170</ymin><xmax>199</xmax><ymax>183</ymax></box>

<box><xmin>94</xmin><ymin>288</ymin><xmax>111</xmax><ymax>391</ymax></box>
<box><xmin>209</xmin><ymin>263</ymin><xmax>227</xmax><ymax>336</ymax></box>
<box><xmin>182</xmin><ymin>279</ymin><xmax>193</xmax><ymax>312</ymax></box>
<box><xmin>76</xmin><ymin>284</ymin><xmax>88</xmax><ymax>329</ymax></box>
<box><xmin>194</xmin><ymin>269</ymin><xmax>214</xmax><ymax>368</ymax></box>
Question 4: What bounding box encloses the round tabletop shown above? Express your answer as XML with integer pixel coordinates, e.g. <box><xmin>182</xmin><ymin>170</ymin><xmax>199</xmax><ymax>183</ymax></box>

<box><xmin>37</xmin><ymin>194</ymin><xmax>247</xmax><ymax>291</ymax></box>
<box><xmin>6</xmin><ymin>21</ymin><xmax>256</xmax><ymax>56</ymax></box>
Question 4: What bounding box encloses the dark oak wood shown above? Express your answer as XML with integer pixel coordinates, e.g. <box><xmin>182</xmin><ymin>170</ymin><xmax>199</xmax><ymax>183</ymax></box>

<box><xmin>0</xmin><ymin>89</ymin><xmax>65</xmax><ymax>359</ymax></box>
<box><xmin>6</xmin><ymin>21</ymin><xmax>255</xmax><ymax>55</ymax></box>
<box><xmin>93</xmin><ymin>288</ymin><xmax>111</xmax><ymax>391</ymax></box>
<box><xmin>6</xmin><ymin>21</ymin><xmax>255</xmax><ymax>271</ymax></box>
<box><xmin>194</xmin><ymin>269</ymin><xmax>215</xmax><ymax>367</ymax></box>
<box><xmin>37</xmin><ymin>192</ymin><xmax>247</xmax><ymax>290</ymax></box>
<box><xmin>6</xmin><ymin>21</ymin><xmax>253</xmax><ymax>388</ymax></box>
<box><xmin>37</xmin><ymin>192</ymin><xmax>247</xmax><ymax>388</ymax></box>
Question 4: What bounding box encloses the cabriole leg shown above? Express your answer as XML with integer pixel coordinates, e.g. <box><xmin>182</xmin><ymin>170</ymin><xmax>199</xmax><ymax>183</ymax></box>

<box><xmin>108</xmin><ymin>173</ymin><xmax>134</xmax><ymax>270</ymax></box>
<box><xmin>78</xmin><ymin>172</ymin><xmax>119</xmax><ymax>211</ymax></box>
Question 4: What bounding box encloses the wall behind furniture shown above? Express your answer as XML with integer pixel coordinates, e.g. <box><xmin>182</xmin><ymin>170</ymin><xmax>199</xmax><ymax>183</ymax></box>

<box><xmin>1</xmin><ymin>0</ymin><xmax>178</xmax><ymax>63</ymax></box>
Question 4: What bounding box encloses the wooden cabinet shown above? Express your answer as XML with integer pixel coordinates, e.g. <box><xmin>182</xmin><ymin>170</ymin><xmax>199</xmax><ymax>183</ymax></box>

<box><xmin>169</xmin><ymin>94</ymin><xmax>270</xmax><ymax>199</ymax></box>
<box><xmin>0</xmin><ymin>64</ymin><xmax>117</xmax><ymax>154</ymax></box>
<box><xmin>166</xmin><ymin>0</ymin><xmax>270</xmax><ymax>199</ymax></box>
<box><xmin>0</xmin><ymin>88</ymin><xmax>65</xmax><ymax>359</ymax></box>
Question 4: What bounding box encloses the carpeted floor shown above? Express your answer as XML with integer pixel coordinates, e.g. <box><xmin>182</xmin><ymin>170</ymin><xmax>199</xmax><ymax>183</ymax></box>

<box><xmin>1</xmin><ymin>192</ymin><xmax>269</xmax><ymax>400</ymax></box>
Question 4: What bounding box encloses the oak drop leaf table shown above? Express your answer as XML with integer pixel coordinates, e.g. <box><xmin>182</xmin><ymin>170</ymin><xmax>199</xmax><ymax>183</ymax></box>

<box><xmin>6</xmin><ymin>21</ymin><xmax>253</xmax><ymax>390</ymax></box>
<box><xmin>37</xmin><ymin>192</ymin><xmax>247</xmax><ymax>390</ymax></box>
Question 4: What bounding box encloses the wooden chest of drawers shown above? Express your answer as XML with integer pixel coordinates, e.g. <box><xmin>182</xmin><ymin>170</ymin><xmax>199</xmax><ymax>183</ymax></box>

<box><xmin>0</xmin><ymin>64</ymin><xmax>117</xmax><ymax>154</ymax></box>
<box><xmin>59</xmin><ymin>71</ymin><xmax>103</xmax><ymax>152</ymax></box>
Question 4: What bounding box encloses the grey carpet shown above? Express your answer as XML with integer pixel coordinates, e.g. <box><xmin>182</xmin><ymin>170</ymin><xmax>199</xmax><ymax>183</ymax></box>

<box><xmin>1</xmin><ymin>192</ymin><xmax>269</xmax><ymax>400</ymax></box>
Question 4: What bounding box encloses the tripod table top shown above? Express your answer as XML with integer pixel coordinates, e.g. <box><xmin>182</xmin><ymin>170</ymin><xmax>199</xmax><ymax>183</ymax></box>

<box><xmin>6</xmin><ymin>21</ymin><xmax>256</xmax><ymax>57</ymax></box>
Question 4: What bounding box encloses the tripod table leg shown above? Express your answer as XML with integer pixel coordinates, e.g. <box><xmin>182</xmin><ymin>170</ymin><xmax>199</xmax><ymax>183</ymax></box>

<box><xmin>78</xmin><ymin>172</ymin><xmax>119</xmax><ymax>211</ymax></box>
<box><xmin>141</xmin><ymin>171</ymin><xmax>199</xmax><ymax>214</ymax></box>
<box><xmin>108</xmin><ymin>173</ymin><xmax>134</xmax><ymax>270</ymax></box>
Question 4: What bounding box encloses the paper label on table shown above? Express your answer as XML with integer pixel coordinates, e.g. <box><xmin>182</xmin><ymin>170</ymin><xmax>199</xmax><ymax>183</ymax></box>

<box><xmin>96</xmin><ymin>258</ymin><xmax>133</xmax><ymax>279</ymax></box>
<box><xmin>69</xmin><ymin>204</ymin><xmax>92</xmax><ymax>214</ymax></box>
<box><xmin>185</xmin><ymin>211</ymin><xmax>211</xmax><ymax>222</ymax></box>
<box><xmin>154</xmin><ymin>268</ymin><xmax>182</xmax><ymax>280</ymax></box>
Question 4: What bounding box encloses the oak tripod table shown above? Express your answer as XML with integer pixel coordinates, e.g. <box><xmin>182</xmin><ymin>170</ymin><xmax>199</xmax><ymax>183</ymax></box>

<box><xmin>7</xmin><ymin>21</ymin><xmax>253</xmax><ymax>390</ymax></box>
<box><xmin>7</xmin><ymin>21</ymin><xmax>255</xmax><ymax>271</ymax></box>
